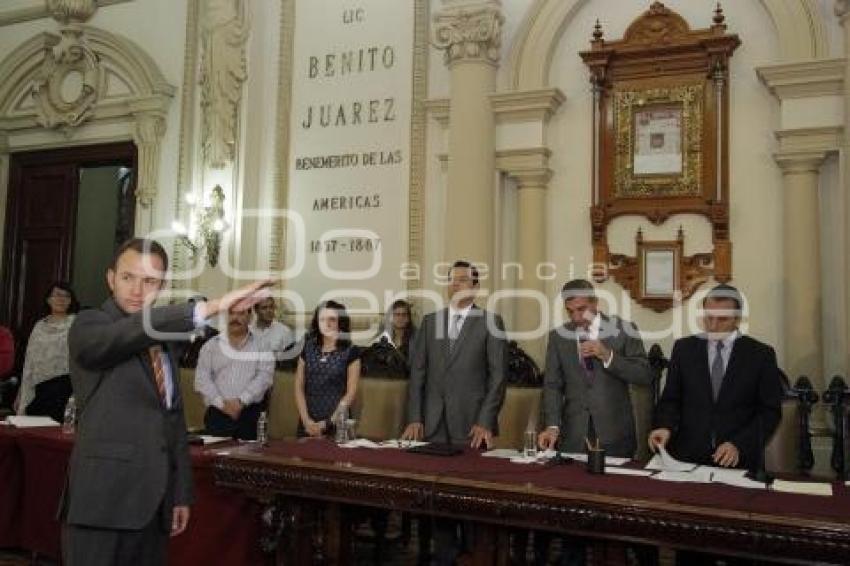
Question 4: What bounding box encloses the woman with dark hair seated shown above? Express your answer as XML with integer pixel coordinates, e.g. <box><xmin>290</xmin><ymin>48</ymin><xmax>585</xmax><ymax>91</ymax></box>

<box><xmin>294</xmin><ymin>300</ymin><xmax>361</xmax><ymax>437</ymax></box>
<box><xmin>376</xmin><ymin>299</ymin><xmax>416</xmax><ymax>360</ymax></box>
<box><xmin>16</xmin><ymin>281</ymin><xmax>80</xmax><ymax>421</ymax></box>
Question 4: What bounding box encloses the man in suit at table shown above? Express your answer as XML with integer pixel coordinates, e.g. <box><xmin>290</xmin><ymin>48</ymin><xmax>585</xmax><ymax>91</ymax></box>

<box><xmin>538</xmin><ymin>278</ymin><xmax>654</xmax><ymax>458</ymax></box>
<box><xmin>61</xmin><ymin>238</ymin><xmax>270</xmax><ymax>566</ymax></box>
<box><xmin>401</xmin><ymin>259</ymin><xmax>507</xmax><ymax>565</ymax></box>
<box><xmin>649</xmin><ymin>284</ymin><xmax>782</xmax><ymax>470</ymax></box>
<box><xmin>402</xmin><ymin>260</ymin><xmax>507</xmax><ymax>449</ymax></box>
<box><xmin>536</xmin><ymin>278</ymin><xmax>654</xmax><ymax>566</ymax></box>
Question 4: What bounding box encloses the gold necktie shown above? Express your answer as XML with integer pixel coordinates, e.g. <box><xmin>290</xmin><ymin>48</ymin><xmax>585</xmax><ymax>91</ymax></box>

<box><xmin>148</xmin><ymin>345</ymin><xmax>167</xmax><ymax>405</ymax></box>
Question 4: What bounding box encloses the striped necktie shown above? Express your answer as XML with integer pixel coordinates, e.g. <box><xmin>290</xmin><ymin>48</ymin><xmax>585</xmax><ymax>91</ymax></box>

<box><xmin>148</xmin><ymin>345</ymin><xmax>167</xmax><ymax>405</ymax></box>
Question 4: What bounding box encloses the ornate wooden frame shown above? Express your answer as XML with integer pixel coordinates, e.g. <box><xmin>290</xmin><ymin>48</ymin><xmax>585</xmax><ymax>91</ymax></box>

<box><xmin>580</xmin><ymin>2</ymin><xmax>739</xmax><ymax>311</ymax></box>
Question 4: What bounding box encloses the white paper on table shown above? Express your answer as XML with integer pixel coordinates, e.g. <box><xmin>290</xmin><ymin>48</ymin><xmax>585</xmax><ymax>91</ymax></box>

<box><xmin>509</xmin><ymin>455</ymin><xmax>548</xmax><ymax>465</ymax></box>
<box><xmin>199</xmin><ymin>435</ymin><xmax>231</xmax><ymax>445</ymax></box>
<box><xmin>651</xmin><ymin>468</ymin><xmax>713</xmax><ymax>483</ymax></box>
<box><xmin>772</xmin><ymin>480</ymin><xmax>833</xmax><ymax>497</ymax></box>
<box><xmin>5</xmin><ymin>415</ymin><xmax>59</xmax><ymax>428</ymax></box>
<box><xmin>563</xmin><ymin>453</ymin><xmax>630</xmax><ymax>466</ymax></box>
<box><xmin>340</xmin><ymin>438</ymin><xmax>382</xmax><ymax>449</ymax></box>
<box><xmin>377</xmin><ymin>439</ymin><xmax>429</xmax><ymax>449</ymax></box>
<box><xmin>482</xmin><ymin>448</ymin><xmax>521</xmax><ymax>459</ymax></box>
<box><xmin>604</xmin><ymin>467</ymin><xmax>654</xmax><ymax>477</ymax></box>
<box><xmin>645</xmin><ymin>445</ymin><xmax>697</xmax><ymax>472</ymax></box>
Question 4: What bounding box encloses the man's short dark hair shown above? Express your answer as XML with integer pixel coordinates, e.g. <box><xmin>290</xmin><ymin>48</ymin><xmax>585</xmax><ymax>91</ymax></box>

<box><xmin>561</xmin><ymin>278</ymin><xmax>596</xmax><ymax>301</ymax></box>
<box><xmin>449</xmin><ymin>260</ymin><xmax>479</xmax><ymax>286</ymax></box>
<box><xmin>703</xmin><ymin>283</ymin><xmax>742</xmax><ymax>312</ymax></box>
<box><xmin>110</xmin><ymin>238</ymin><xmax>169</xmax><ymax>272</ymax></box>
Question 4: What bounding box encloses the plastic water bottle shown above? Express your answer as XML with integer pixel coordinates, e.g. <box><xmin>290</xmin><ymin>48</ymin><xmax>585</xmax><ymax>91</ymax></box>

<box><xmin>334</xmin><ymin>402</ymin><xmax>349</xmax><ymax>444</ymax></box>
<box><xmin>256</xmin><ymin>411</ymin><xmax>268</xmax><ymax>446</ymax></box>
<box><xmin>62</xmin><ymin>396</ymin><xmax>76</xmax><ymax>434</ymax></box>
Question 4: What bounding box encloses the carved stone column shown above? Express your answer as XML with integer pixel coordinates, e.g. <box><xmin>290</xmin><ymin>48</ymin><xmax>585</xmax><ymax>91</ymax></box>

<box><xmin>513</xmin><ymin>167</ymin><xmax>550</xmax><ymax>362</ymax></box>
<box><xmin>433</xmin><ymin>0</ymin><xmax>503</xmax><ymax>273</ymax></box>
<box><xmin>131</xmin><ymin>110</ymin><xmax>167</xmax><ymax>231</ymax></box>
<box><xmin>775</xmin><ymin>152</ymin><xmax>826</xmax><ymax>399</ymax></box>
<box><xmin>836</xmin><ymin>0</ymin><xmax>850</xmax><ymax>377</ymax></box>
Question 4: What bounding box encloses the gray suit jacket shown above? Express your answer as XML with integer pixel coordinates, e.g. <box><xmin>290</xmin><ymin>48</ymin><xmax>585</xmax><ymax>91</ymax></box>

<box><xmin>542</xmin><ymin>315</ymin><xmax>653</xmax><ymax>458</ymax></box>
<box><xmin>407</xmin><ymin>306</ymin><xmax>507</xmax><ymax>444</ymax></box>
<box><xmin>63</xmin><ymin>299</ymin><xmax>195</xmax><ymax>530</ymax></box>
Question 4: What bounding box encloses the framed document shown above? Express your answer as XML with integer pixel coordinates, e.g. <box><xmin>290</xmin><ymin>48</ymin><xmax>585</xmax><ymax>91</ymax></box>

<box><xmin>633</xmin><ymin>105</ymin><xmax>682</xmax><ymax>176</ymax></box>
<box><xmin>642</xmin><ymin>247</ymin><xmax>677</xmax><ymax>297</ymax></box>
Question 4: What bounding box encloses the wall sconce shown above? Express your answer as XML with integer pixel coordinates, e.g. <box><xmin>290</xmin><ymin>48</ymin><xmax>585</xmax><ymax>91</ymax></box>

<box><xmin>171</xmin><ymin>184</ymin><xmax>229</xmax><ymax>267</ymax></box>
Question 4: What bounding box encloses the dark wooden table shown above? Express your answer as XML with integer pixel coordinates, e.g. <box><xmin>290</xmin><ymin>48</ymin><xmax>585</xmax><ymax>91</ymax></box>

<box><xmin>214</xmin><ymin>438</ymin><xmax>850</xmax><ymax>566</ymax></box>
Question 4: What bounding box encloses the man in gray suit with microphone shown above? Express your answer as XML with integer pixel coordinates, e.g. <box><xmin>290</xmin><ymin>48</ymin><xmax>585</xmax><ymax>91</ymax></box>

<box><xmin>538</xmin><ymin>278</ymin><xmax>653</xmax><ymax>457</ymax></box>
<box><xmin>537</xmin><ymin>278</ymin><xmax>653</xmax><ymax>565</ymax></box>
<box><xmin>61</xmin><ymin>238</ymin><xmax>270</xmax><ymax>566</ymax></box>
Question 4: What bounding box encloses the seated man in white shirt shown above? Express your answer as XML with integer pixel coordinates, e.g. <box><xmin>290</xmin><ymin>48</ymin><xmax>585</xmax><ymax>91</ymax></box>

<box><xmin>250</xmin><ymin>297</ymin><xmax>296</xmax><ymax>361</ymax></box>
<box><xmin>195</xmin><ymin>308</ymin><xmax>275</xmax><ymax>439</ymax></box>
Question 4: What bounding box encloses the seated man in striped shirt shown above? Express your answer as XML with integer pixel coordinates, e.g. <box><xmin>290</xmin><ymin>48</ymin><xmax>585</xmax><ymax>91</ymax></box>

<box><xmin>194</xmin><ymin>308</ymin><xmax>275</xmax><ymax>439</ymax></box>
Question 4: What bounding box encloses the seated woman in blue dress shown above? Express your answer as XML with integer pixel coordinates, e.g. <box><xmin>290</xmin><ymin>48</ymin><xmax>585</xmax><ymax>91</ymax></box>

<box><xmin>294</xmin><ymin>300</ymin><xmax>361</xmax><ymax>437</ymax></box>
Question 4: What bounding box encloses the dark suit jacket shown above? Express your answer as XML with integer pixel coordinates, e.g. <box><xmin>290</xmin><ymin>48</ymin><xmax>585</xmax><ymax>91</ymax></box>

<box><xmin>407</xmin><ymin>306</ymin><xmax>507</xmax><ymax>444</ymax></box>
<box><xmin>63</xmin><ymin>299</ymin><xmax>195</xmax><ymax>530</ymax></box>
<box><xmin>654</xmin><ymin>334</ymin><xmax>782</xmax><ymax>469</ymax></box>
<box><xmin>542</xmin><ymin>315</ymin><xmax>653</xmax><ymax>458</ymax></box>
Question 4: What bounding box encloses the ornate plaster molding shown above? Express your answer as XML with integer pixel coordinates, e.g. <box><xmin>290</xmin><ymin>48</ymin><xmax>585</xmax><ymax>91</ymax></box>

<box><xmin>47</xmin><ymin>0</ymin><xmax>98</xmax><ymax>24</ymax></box>
<box><xmin>774</xmin><ymin>150</ymin><xmax>829</xmax><ymax>174</ymax></box>
<box><xmin>199</xmin><ymin>0</ymin><xmax>249</xmax><ymax>169</ymax></box>
<box><xmin>31</xmin><ymin>26</ymin><xmax>104</xmax><ymax>130</ymax></box>
<box><xmin>433</xmin><ymin>1</ymin><xmax>504</xmax><ymax>67</ymax></box>
<box><xmin>756</xmin><ymin>58</ymin><xmax>845</xmax><ymax>99</ymax></box>
<box><xmin>0</xmin><ymin>0</ymin><xmax>130</xmax><ymax>27</ymax></box>
<box><xmin>490</xmin><ymin>88</ymin><xmax>565</xmax><ymax>123</ymax></box>
<box><xmin>775</xmin><ymin>126</ymin><xmax>843</xmax><ymax>154</ymax></box>
<box><xmin>0</xmin><ymin>25</ymin><xmax>175</xmax><ymax>212</ymax></box>
<box><xmin>171</xmin><ymin>0</ymin><xmax>202</xmax><ymax>288</ymax></box>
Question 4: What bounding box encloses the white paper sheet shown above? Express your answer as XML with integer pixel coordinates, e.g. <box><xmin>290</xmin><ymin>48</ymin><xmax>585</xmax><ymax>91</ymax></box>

<box><xmin>340</xmin><ymin>438</ymin><xmax>382</xmax><ymax>449</ymax></box>
<box><xmin>199</xmin><ymin>435</ymin><xmax>231</xmax><ymax>445</ymax></box>
<box><xmin>651</xmin><ymin>469</ymin><xmax>712</xmax><ymax>483</ymax></box>
<box><xmin>377</xmin><ymin>439</ymin><xmax>429</xmax><ymax>449</ymax></box>
<box><xmin>5</xmin><ymin>415</ymin><xmax>59</xmax><ymax>428</ymax></box>
<box><xmin>645</xmin><ymin>446</ymin><xmax>697</xmax><ymax>472</ymax></box>
<box><xmin>604</xmin><ymin>467</ymin><xmax>654</xmax><ymax>477</ymax></box>
<box><xmin>482</xmin><ymin>448</ymin><xmax>521</xmax><ymax>459</ymax></box>
<box><xmin>772</xmin><ymin>480</ymin><xmax>833</xmax><ymax>497</ymax></box>
<box><xmin>563</xmin><ymin>453</ymin><xmax>631</xmax><ymax>466</ymax></box>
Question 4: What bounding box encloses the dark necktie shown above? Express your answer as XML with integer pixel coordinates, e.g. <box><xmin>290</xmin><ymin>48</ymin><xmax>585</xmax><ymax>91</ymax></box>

<box><xmin>710</xmin><ymin>341</ymin><xmax>725</xmax><ymax>401</ymax></box>
<box><xmin>448</xmin><ymin>314</ymin><xmax>462</xmax><ymax>354</ymax></box>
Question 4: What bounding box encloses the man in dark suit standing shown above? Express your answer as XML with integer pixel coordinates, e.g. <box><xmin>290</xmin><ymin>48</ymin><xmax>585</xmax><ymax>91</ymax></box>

<box><xmin>650</xmin><ymin>284</ymin><xmax>782</xmax><ymax>470</ymax></box>
<box><xmin>62</xmin><ymin>238</ymin><xmax>269</xmax><ymax>565</ymax></box>
<box><xmin>539</xmin><ymin>279</ymin><xmax>653</xmax><ymax>458</ymax></box>
<box><xmin>402</xmin><ymin>260</ymin><xmax>507</xmax><ymax>449</ymax></box>
<box><xmin>402</xmin><ymin>260</ymin><xmax>507</xmax><ymax>565</ymax></box>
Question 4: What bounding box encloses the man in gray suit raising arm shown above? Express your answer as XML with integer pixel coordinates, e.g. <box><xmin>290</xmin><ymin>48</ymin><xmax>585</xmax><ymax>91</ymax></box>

<box><xmin>402</xmin><ymin>260</ymin><xmax>507</xmax><ymax>449</ymax></box>
<box><xmin>62</xmin><ymin>238</ymin><xmax>270</xmax><ymax>566</ymax></box>
<box><xmin>538</xmin><ymin>279</ymin><xmax>653</xmax><ymax>458</ymax></box>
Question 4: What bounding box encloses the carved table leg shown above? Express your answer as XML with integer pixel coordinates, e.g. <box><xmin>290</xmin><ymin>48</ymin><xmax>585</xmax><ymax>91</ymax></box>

<box><xmin>323</xmin><ymin>502</ymin><xmax>352</xmax><ymax>566</ymax></box>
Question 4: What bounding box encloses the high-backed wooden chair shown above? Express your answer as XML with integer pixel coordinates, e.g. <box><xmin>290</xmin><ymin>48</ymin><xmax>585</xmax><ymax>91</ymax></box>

<box><xmin>493</xmin><ymin>386</ymin><xmax>542</xmax><ymax>450</ymax></box>
<box><xmin>764</xmin><ymin>399</ymin><xmax>799</xmax><ymax>475</ymax></box>
<box><xmin>354</xmin><ymin>378</ymin><xmax>408</xmax><ymax>441</ymax></box>
<box><xmin>268</xmin><ymin>370</ymin><xmax>299</xmax><ymax>439</ymax></box>
<box><xmin>178</xmin><ymin>367</ymin><xmax>205</xmax><ymax>432</ymax></box>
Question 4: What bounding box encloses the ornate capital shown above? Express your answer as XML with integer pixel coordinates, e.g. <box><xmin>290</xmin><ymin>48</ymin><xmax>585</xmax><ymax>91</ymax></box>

<box><xmin>836</xmin><ymin>1</ymin><xmax>850</xmax><ymax>25</ymax></box>
<box><xmin>133</xmin><ymin>112</ymin><xmax>167</xmax><ymax>207</ymax></box>
<box><xmin>774</xmin><ymin>150</ymin><xmax>827</xmax><ymax>175</ymax></box>
<box><xmin>433</xmin><ymin>2</ymin><xmax>503</xmax><ymax>66</ymax></box>
<box><xmin>47</xmin><ymin>0</ymin><xmax>98</xmax><ymax>24</ymax></box>
<box><xmin>200</xmin><ymin>0</ymin><xmax>249</xmax><ymax>169</ymax></box>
